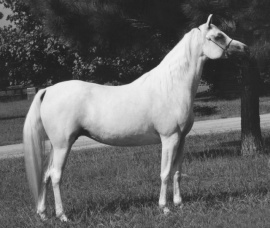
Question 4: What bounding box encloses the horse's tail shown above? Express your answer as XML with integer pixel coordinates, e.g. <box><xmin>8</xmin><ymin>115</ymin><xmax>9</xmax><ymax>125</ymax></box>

<box><xmin>23</xmin><ymin>89</ymin><xmax>47</xmax><ymax>207</ymax></box>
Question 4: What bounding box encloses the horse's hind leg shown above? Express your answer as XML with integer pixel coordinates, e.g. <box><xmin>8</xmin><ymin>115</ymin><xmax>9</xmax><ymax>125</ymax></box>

<box><xmin>37</xmin><ymin>149</ymin><xmax>53</xmax><ymax>220</ymax></box>
<box><xmin>50</xmin><ymin>146</ymin><xmax>71</xmax><ymax>222</ymax></box>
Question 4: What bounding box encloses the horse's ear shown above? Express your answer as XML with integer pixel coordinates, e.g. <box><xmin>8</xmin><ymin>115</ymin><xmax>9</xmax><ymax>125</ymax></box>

<box><xmin>206</xmin><ymin>14</ymin><xmax>213</xmax><ymax>28</ymax></box>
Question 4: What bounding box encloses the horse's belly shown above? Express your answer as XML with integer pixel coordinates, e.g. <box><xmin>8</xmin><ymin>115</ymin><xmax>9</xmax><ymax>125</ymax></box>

<box><xmin>83</xmin><ymin>116</ymin><xmax>161</xmax><ymax>146</ymax></box>
<box><xmin>87</xmin><ymin>131</ymin><xmax>161</xmax><ymax>147</ymax></box>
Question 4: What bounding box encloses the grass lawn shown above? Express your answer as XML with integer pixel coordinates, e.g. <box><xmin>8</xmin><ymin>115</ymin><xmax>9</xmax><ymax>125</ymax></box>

<box><xmin>1</xmin><ymin>131</ymin><xmax>270</xmax><ymax>227</ymax></box>
<box><xmin>1</xmin><ymin>95</ymin><xmax>270</xmax><ymax>146</ymax></box>
<box><xmin>0</xmin><ymin>99</ymin><xmax>32</xmax><ymax>119</ymax></box>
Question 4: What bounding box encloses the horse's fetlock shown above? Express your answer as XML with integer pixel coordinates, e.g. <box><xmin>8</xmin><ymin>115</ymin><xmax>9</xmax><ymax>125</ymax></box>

<box><xmin>160</xmin><ymin>173</ymin><xmax>169</xmax><ymax>183</ymax></box>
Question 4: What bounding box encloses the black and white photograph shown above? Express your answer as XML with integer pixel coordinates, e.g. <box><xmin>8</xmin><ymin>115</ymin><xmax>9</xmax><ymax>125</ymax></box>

<box><xmin>0</xmin><ymin>0</ymin><xmax>270</xmax><ymax>227</ymax></box>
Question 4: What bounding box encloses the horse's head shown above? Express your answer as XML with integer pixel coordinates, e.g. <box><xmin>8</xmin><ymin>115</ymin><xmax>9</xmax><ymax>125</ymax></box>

<box><xmin>199</xmin><ymin>14</ymin><xmax>249</xmax><ymax>59</ymax></box>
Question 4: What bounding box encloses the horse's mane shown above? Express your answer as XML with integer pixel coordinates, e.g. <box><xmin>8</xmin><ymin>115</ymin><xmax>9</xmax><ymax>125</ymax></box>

<box><xmin>136</xmin><ymin>28</ymin><xmax>202</xmax><ymax>89</ymax></box>
<box><xmin>160</xmin><ymin>28</ymin><xmax>201</xmax><ymax>70</ymax></box>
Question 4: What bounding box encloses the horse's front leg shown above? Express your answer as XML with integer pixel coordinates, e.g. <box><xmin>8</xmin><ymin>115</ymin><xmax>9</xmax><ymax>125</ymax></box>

<box><xmin>159</xmin><ymin>133</ymin><xmax>180</xmax><ymax>214</ymax></box>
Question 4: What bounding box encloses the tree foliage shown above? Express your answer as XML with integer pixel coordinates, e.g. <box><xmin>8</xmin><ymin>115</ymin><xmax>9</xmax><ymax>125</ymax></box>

<box><xmin>27</xmin><ymin>0</ymin><xmax>186</xmax><ymax>50</ymax></box>
<box><xmin>1</xmin><ymin>0</ymin><xmax>270</xmax><ymax>89</ymax></box>
<box><xmin>0</xmin><ymin>0</ymin><xmax>75</xmax><ymax>86</ymax></box>
<box><xmin>26</xmin><ymin>0</ymin><xmax>188</xmax><ymax>84</ymax></box>
<box><xmin>1</xmin><ymin>0</ymin><xmax>184</xmax><ymax>86</ymax></box>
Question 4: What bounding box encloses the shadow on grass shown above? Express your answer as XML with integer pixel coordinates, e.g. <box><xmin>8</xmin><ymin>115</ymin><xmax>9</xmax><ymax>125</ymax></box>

<box><xmin>194</xmin><ymin>105</ymin><xmax>218</xmax><ymax>117</ymax></box>
<box><xmin>186</xmin><ymin>148</ymin><xmax>240</xmax><ymax>161</ymax></box>
<box><xmin>263</xmin><ymin>135</ymin><xmax>270</xmax><ymax>147</ymax></box>
<box><xmin>186</xmin><ymin>140</ymin><xmax>241</xmax><ymax>161</ymax></box>
<box><xmin>183</xmin><ymin>186</ymin><xmax>269</xmax><ymax>207</ymax></box>
<box><xmin>195</xmin><ymin>95</ymin><xmax>240</xmax><ymax>102</ymax></box>
<box><xmin>186</xmin><ymin>133</ymin><xmax>270</xmax><ymax>161</ymax></box>
<box><xmin>67</xmin><ymin>186</ymin><xmax>269</xmax><ymax>218</ymax></box>
<box><xmin>67</xmin><ymin>195</ymin><xmax>159</xmax><ymax>218</ymax></box>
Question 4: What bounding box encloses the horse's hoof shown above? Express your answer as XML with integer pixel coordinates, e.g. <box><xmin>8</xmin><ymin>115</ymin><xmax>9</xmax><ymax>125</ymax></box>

<box><xmin>174</xmin><ymin>199</ymin><xmax>183</xmax><ymax>208</ymax></box>
<box><xmin>163</xmin><ymin>207</ymin><xmax>170</xmax><ymax>215</ymax></box>
<box><xmin>58</xmin><ymin>214</ymin><xmax>69</xmax><ymax>222</ymax></box>
<box><xmin>174</xmin><ymin>202</ymin><xmax>184</xmax><ymax>209</ymax></box>
<box><xmin>37</xmin><ymin>212</ymin><xmax>48</xmax><ymax>221</ymax></box>
<box><xmin>160</xmin><ymin>207</ymin><xmax>171</xmax><ymax>215</ymax></box>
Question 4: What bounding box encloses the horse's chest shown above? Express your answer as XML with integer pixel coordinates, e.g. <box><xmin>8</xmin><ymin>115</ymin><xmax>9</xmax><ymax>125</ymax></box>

<box><xmin>153</xmin><ymin>102</ymin><xmax>193</xmax><ymax>135</ymax></box>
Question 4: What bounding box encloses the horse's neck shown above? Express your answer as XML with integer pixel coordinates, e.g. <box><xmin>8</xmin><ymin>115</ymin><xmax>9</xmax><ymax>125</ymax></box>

<box><xmin>160</xmin><ymin>30</ymin><xmax>205</xmax><ymax>96</ymax></box>
<box><xmin>136</xmin><ymin>30</ymin><xmax>206</xmax><ymax>101</ymax></box>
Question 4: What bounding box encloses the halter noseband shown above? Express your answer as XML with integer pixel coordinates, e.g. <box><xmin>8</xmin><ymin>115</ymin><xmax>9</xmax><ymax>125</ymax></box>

<box><xmin>197</xmin><ymin>27</ymin><xmax>233</xmax><ymax>53</ymax></box>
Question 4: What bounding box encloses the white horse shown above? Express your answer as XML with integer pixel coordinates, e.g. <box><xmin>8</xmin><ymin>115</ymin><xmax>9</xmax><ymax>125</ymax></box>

<box><xmin>23</xmin><ymin>15</ymin><xmax>249</xmax><ymax>221</ymax></box>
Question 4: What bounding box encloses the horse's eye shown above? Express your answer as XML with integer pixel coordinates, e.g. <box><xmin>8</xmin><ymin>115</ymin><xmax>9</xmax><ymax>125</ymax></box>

<box><xmin>216</xmin><ymin>34</ymin><xmax>224</xmax><ymax>40</ymax></box>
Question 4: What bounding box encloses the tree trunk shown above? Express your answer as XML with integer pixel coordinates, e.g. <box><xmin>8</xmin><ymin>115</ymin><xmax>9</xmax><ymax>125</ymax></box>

<box><xmin>241</xmin><ymin>58</ymin><xmax>263</xmax><ymax>156</ymax></box>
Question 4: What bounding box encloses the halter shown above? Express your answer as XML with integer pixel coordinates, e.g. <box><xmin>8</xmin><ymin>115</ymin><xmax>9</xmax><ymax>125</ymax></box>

<box><xmin>197</xmin><ymin>27</ymin><xmax>233</xmax><ymax>54</ymax></box>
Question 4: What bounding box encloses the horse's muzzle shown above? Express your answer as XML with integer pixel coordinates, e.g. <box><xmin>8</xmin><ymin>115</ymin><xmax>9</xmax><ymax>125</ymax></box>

<box><xmin>227</xmin><ymin>40</ymin><xmax>250</xmax><ymax>58</ymax></box>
